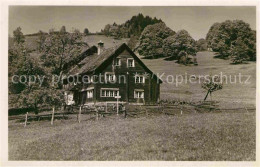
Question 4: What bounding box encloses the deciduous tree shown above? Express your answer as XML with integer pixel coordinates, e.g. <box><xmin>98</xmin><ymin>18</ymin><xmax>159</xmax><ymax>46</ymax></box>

<box><xmin>138</xmin><ymin>22</ymin><xmax>175</xmax><ymax>58</ymax></box>
<box><xmin>40</xmin><ymin>27</ymin><xmax>83</xmax><ymax>87</ymax></box>
<box><xmin>201</xmin><ymin>75</ymin><xmax>223</xmax><ymax>101</ymax></box>
<box><xmin>84</xmin><ymin>28</ymin><xmax>89</xmax><ymax>35</ymax></box>
<box><xmin>13</xmin><ymin>27</ymin><xmax>25</xmax><ymax>44</ymax></box>
<box><xmin>162</xmin><ymin>30</ymin><xmax>197</xmax><ymax>64</ymax></box>
<box><xmin>206</xmin><ymin>20</ymin><xmax>256</xmax><ymax>62</ymax></box>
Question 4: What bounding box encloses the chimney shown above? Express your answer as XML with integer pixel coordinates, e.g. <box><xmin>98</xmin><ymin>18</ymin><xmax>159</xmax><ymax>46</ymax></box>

<box><xmin>97</xmin><ymin>40</ymin><xmax>104</xmax><ymax>55</ymax></box>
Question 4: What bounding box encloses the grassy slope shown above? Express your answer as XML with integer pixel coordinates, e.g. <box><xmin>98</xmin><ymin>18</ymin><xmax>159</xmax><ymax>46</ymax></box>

<box><xmin>138</xmin><ymin>51</ymin><xmax>256</xmax><ymax>109</ymax></box>
<box><xmin>9</xmin><ymin>112</ymin><xmax>255</xmax><ymax>160</ymax></box>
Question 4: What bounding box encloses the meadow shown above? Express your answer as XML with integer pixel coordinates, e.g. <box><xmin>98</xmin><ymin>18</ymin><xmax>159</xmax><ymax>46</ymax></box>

<box><xmin>9</xmin><ymin>111</ymin><xmax>255</xmax><ymax>160</ymax></box>
<box><xmin>139</xmin><ymin>51</ymin><xmax>256</xmax><ymax>109</ymax></box>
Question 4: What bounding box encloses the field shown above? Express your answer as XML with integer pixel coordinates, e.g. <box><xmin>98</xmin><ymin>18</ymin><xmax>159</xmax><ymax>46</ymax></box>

<box><xmin>9</xmin><ymin>111</ymin><xmax>255</xmax><ymax>161</ymax></box>
<box><xmin>139</xmin><ymin>51</ymin><xmax>256</xmax><ymax>109</ymax></box>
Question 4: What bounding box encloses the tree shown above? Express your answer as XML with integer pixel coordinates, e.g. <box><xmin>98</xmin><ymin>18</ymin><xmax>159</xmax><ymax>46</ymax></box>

<box><xmin>138</xmin><ymin>22</ymin><xmax>175</xmax><ymax>58</ymax></box>
<box><xmin>9</xmin><ymin>43</ymin><xmax>29</xmax><ymax>94</ymax></box>
<box><xmin>246</xmin><ymin>30</ymin><xmax>256</xmax><ymax>61</ymax></box>
<box><xmin>40</xmin><ymin>27</ymin><xmax>83</xmax><ymax>87</ymax></box>
<box><xmin>201</xmin><ymin>75</ymin><xmax>223</xmax><ymax>101</ymax></box>
<box><xmin>102</xmin><ymin>13</ymin><xmax>163</xmax><ymax>38</ymax></box>
<box><xmin>196</xmin><ymin>38</ymin><xmax>207</xmax><ymax>51</ymax></box>
<box><xmin>9</xmin><ymin>29</ymin><xmax>67</xmax><ymax>113</ymax></box>
<box><xmin>162</xmin><ymin>29</ymin><xmax>197</xmax><ymax>64</ymax></box>
<box><xmin>8</xmin><ymin>41</ymin><xmax>49</xmax><ymax>113</ymax></box>
<box><xmin>206</xmin><ymin>23</ymin><xmax>221</xmax><ymax>51</ymax></box>
<box><xmin>13</xmin><ymin>27</ymin><xmax>25</xmax><ymax>44</ymax></box>
<box><xmin>103</xmin><ymin>24</ymin><xmax>111</xmax><ymax>36</ymax></box>
<box><xmin>84</xmin><ymin>28</ymin><xmax>89</xmax><ymax>35</ymax></box>
<box><xmin>36</xmin><ymin>30</ymin><xmax>47</xmax><ymax>52</ymax></box>
<box><xmin>60</xmin><ymin>26</ymin><xmax>66</xmax><ymax>33</ymax></box>
<box><xmin>127</xmin><ymin>35</ymin><xmax>139</xmax><ymax>50</ymax></box>
<box><xmin>230</xmin><ymin>38</ymin><xmax>250</xmax><ymax>64</ymax></box>
<box><xmin>206</xmin><ymin>20</ymin><xmax>256</xmax><ymax>62</ymax></box>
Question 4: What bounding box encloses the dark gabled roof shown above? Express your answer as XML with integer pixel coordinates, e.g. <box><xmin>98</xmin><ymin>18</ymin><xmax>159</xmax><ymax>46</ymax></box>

<box><xmin>63</xmin><ymin>45</ymin><xmax>97</xmax><ymax>73</ymax></box>
<box><xmin>68</xmin><ymin>43</ymin><xmax>162</xmax><ymax>83</ymax></box>
<box><xmin>68</xmin><ymin>44</ymin><xmax>120</xmax><ymax>76</ymax></box>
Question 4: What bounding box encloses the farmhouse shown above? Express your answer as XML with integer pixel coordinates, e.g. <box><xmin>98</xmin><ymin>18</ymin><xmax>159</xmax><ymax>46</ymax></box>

<box><xmin>63</xmin><ymin>41</ymin><xmax>162</xmax><ymax>106</ymax></box>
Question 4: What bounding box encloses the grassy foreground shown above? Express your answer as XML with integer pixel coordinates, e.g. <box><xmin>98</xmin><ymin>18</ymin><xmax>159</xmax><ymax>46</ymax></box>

<box><xmin>9</xmin><ymin>111</ymin><xmax>255</xmax><ymax>161</ymax></box>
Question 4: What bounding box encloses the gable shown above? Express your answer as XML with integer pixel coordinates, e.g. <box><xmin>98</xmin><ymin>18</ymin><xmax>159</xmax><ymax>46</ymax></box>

<box><xmin>100</xmin><ymin>50</ymin><xmax>147</xmax><ymax>73</ymax></box>
<box><xmin>95</xmin><ymin>44</ymin><xmax>162</xmax><ymax>83</ymax></box>
<box><xmin>68</xmin><ymin>43</ymin><xmax>162</xmax><ymax>83</ymax></box>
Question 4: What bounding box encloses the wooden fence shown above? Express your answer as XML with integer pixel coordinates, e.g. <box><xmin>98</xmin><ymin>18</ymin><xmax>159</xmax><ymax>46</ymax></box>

<box><xmin>9</xmin><ymin>103</ymin><xmax>255</xmax><ymax>127</ymax></box>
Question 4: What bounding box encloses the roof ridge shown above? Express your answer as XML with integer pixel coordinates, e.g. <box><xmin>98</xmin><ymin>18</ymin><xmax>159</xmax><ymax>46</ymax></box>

<box><xmin>68</xmin><ymin>43</ymin><xmax>124</xmax><ymax>76</ymax></box>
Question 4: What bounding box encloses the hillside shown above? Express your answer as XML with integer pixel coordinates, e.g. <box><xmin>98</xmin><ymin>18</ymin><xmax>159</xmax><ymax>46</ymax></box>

<box><xmin>138</xmin><ymin>51</ymin><xmax>256</xmax><ymax>109</ymax></box>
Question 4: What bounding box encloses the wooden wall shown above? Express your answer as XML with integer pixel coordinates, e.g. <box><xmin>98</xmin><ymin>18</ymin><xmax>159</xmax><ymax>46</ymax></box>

<box><xmin>74</xmin><ymin>49</ymin><xmax>160</xmax><ymax>105</ymax></box>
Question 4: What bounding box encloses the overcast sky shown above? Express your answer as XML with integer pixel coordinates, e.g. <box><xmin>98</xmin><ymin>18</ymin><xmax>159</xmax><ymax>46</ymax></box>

<box><xmin>9</xmin><ymin>6</ymin><xmax>256</xmax><ymax>40</ymax></box>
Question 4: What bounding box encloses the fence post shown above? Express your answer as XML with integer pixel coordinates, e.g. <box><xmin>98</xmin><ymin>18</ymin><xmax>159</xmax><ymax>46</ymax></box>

<box><xmin>51</xmin><ymin>107</ymin><xmax>55</xmax><ymax>125</ymax></box>
<box><xmin>124</xmin><ymin>107</ymin><xmax>127</xmax><ymax>118</ymax></box>
<box><xmin>244</xmin><ymin>106</ymin><xmax>249</xmax><ymax>113</ymax></box>
<box><xmin>24</xmin><ymin>112</ymin><xmax>28</xmax><ymax>127</ymax></box>
<box><xmin>96</xmin><ymin>108</ymin><xmax>99</xmax><ymax>121</ymax></box>
<box><xmin>181</xmin><ymin>104</ymin><xmax>183</xmax><ymax>115</ymax></box>
<box><xmin>117</xmin><ymin>98</ymin><xmax>119</xmax><ymax>116</ymax></box>
<box><xmin>78</xmin><ymin>106</ymin><xmax>82</xmax><ymax>123</ymax></box>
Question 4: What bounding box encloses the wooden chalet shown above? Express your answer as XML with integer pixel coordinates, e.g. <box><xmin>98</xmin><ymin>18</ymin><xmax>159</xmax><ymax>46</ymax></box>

<box><xmin>63</xmin><ymin>41</ymin><xmax>162</xmax><ymax>106</ymax></box>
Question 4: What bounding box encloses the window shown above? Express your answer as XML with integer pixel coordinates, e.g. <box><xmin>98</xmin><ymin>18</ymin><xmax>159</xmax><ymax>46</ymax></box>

<box><xmin>90</xmin><ymin>76</ymin><xmax>94</xmax><ymax>83</ymax></box>
<box><xmin>87</xmin><ymin>90</ymin><xmax>93</xmax><ymax>98</ymax></box>
<box><xmin>106</xmin><ymin>90</ymin><xmax>110</xmax><ymax>97</ymax></box>
<box><xmin>134</xmin><ymin>89</ymin><xmax>144</xmax><ymax>98</ymax></box>
<box><xmin>110</xmin><ymin>91</ymin><xmax>114</xmax><ymax>97</ymax></box>
<box><xmin>127</xmin><ymin>58</ymin><xmax>135</xmax><ymax>67</ymax></box>
<box><xmin>135</xmin><ymin>76</ymin><xmax>145</xmax><ymax>83</ymax></box>
<box><xmin>105</xmin><ymin>73</ymin><xmax>116</xmax><ymax>82</ymax></box>
<box><xmin>115</xmin><ymin>58</ymin><xmax>121</xmax><ymax>66</ymax></box>
<box><xmin>101</xmin><ymin>89</ymin><xmax>120</xmax><ymax>97</ymax></box>
<box><xmin>101</xmin><ymin>90</ymin><xmax>105</xmax><ymax>97</ymax></box>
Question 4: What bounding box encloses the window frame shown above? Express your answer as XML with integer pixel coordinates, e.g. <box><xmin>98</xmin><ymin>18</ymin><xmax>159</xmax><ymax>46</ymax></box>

<box><xmin>135</xmin><ymin>75</ymin><xmax>145</xmax><ymax>83</ymax></box>
<box><xmin>87</xmin><ymin>90</ymin><xmax>93</xmax><ymax>98</ymax></box>
<box><xmin>86</xmin><ymin>87</ymin><xmax>94</xmax><ymax>99</ymax></box>
<box><xmin>105</xmin><ymin>72</ymin><xmax>116</xmax><ymax>83</ymax></box>
<box><xmin>127</xmin><ymin>58</ymin><xmax>135</xmax><ymax>67</ymax></box>
<box><xmin>134</xmin><ymin>89</ymin><xmax>144</xmax><ymax>99</ymax></box>
<box><xmin>115</xmin><ymin>58</ymin><xmax>121</xmax><ymax>66</ymax></box>
<box><xmin>100</xmin><ymin>88</ymin><xmax>120</xmax><ymax>97</ymax></box>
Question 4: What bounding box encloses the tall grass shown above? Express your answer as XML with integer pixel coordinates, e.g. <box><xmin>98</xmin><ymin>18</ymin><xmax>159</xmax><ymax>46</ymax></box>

<box><xmin>9</xmin><ymin>111</ymin><xmax>255</xmax><ymax>160</ymax></box>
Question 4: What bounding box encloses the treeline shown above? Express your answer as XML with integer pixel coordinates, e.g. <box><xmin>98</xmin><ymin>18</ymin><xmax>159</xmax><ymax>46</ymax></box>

<box><xmin>206</xmin><ymin>20</ymin><xmax>256</xmax><ymax>64</ymax></box>
<box><xmin>137</xmin><ymin>19</ymin><xmax>256</xmax><ymax>65</ymax></box>
<box><xmin>102</xmin><ymin>13</ymin><xmax>163</xmax><ymax>39</ymax></box>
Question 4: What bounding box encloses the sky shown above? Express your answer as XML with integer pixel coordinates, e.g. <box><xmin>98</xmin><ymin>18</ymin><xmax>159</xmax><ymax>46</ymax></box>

<box><xmin>9</xmin><ymin>6</ymin><xmax>256</xmax><ymax>40</ymax></box>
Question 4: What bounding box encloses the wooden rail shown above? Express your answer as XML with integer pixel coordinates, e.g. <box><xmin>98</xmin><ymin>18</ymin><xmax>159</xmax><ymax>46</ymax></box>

<box><xmin>9</xmin><ymin>105</ymin><xmax>255</xmax><ymax>123</ymax></box>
